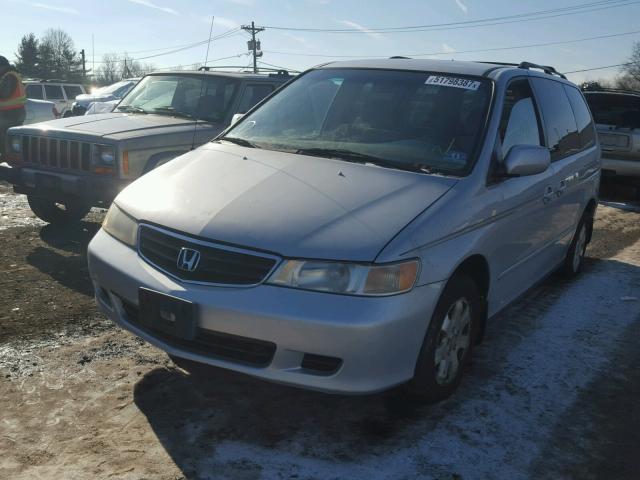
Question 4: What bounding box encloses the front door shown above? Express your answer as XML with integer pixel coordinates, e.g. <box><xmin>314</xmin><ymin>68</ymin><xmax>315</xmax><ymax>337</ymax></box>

<box><xmin>488</xmin><ymin>78</ymin><xmax>559</xmax><ymax>313</ymax></box>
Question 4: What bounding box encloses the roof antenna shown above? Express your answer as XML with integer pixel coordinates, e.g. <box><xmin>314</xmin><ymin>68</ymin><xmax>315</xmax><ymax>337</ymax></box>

<box><xmin>192</xmin><ymin>15</ymin><xmax>215</xmax><ymax>150</ymax></box>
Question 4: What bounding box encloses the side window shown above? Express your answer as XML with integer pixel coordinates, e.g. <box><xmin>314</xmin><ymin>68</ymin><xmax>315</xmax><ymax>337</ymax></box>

<box><xmin>44</xmin><ymin>85</ymin><xmax>64</xmax><ymax>100</ymax></box>
<box><xmin>530</xmin><ymin>77</ymin><xmax>580</xmax><ymax>160</ymax></box>
<box><xmin>63</xmin><ymin>85</ymin><xmax>83</xmax><ymax>99</ymax></box>
<box><xmin>237</xmin><ymin>84</ymin><xmax>274</xmax><ymax>113</ymax></box>
<box><xmin>563</xmin><ymin>85</ymin><xmax>596</xmax><ymax>150</ymax></box>
<box><xmin>26</xmin><ymin>84</ymin><xmax>43</xmax><ymax>99</ymax></box>
<box><xmin>499</xmin><ymin>79</ymin><xmax>542</xmax><ymax>157</ymax></box>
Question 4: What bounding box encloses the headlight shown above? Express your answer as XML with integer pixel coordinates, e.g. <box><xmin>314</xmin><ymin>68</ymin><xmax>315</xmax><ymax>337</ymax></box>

<box><xmin>10</xmin><ymin>136</ymin><xmax>21</xmax><ymax>153</ymax></box>
<box><xmin>267</xmin><ymin>259</ymin><xmax>420</xmax><ymax>296</ymax></box>
<box><xmin>102</xmin><ymin>203</ymin><xmax>138</xmax><ymax>248</ymax></box>
<box><xmin>93</xmin><ymin>144</ymin><xmax>115</xmax><ymax>165</ymax></box>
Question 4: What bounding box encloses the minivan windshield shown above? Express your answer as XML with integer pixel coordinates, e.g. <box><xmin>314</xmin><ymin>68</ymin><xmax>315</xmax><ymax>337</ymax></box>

<box><xmin>223</xmin><ymin>68</ymin><xmax>492</xmax><ymax>175</ymax></box>
<box><xmin>584</xmin><ymin>92</ymin><xmax>640</xmax><ymax>129</ymax></box>
<box><xmin>116</xmin><ymin>74</ymin><xmax>240</xmax><ymax>122</ymax></box>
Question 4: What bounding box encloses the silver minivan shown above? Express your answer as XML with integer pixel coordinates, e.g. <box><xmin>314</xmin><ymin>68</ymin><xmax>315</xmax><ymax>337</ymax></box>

<box><xmin>87</xmin><ymin>59</ymin><xmax>600</xmax><ymax>401</ymax></box>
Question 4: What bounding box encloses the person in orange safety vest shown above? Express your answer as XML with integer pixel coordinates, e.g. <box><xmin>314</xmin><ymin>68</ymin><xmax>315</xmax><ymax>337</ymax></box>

<box><xmin>0</xmin><ymin>55</ymin><xmax>26</xmax><ymax>159</ymax></box>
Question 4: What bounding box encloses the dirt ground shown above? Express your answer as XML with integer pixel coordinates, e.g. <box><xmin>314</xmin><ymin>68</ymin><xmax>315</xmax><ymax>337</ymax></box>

<box><xmin>1</xmin><ymin>179</ymin><xmax>639</xmax><ymax>480</ymax></box>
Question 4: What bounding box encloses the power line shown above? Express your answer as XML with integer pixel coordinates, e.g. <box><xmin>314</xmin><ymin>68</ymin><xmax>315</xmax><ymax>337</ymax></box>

<box><xmin>263</xmin><ymin>0</ymin><xmax>639</xmax><ymax>33</ymax></box>
<box><xmin>92</xmin><ymin>28</ymin><xmax>241</xmax><ymax>64</ymax></box>
<box><xmin>257</xmin><ymin>60</ymin><xmax>300</xmax><ymax>73</ymax></box>
<box><xmin>93</xmin><ymin>30</ymin><xmax>238</xmax><ymax>56</ymax></box>
<box><xmin>564</xmin><ymin>62</ymin><xmax>633</xmax><ymax>73</ymax></box>
<box><xmin>264</xmin><ymin>28</ymin><xmax>640</xmax><ymax>59</ymax></box>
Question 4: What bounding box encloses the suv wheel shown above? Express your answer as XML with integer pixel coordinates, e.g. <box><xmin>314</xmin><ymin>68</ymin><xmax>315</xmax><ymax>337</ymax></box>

<box><xmin>27</xmin><ymin>195</ymin><xmax>91</xmax><ymax>225</ymax></box>
<box><xmin>562</xmin><ymin>216</ymin><xmax>589</xmax><ymax>277</ymax></box>
<box><xmin>406</xmin><ymin>274</ymin><xmax>481</xmax><ymax>403</ymax></box>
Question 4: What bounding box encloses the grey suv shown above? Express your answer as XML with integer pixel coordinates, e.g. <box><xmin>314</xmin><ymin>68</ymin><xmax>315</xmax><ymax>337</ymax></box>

<box><xmin>88</xmin><ymin>59</ymin><xmax>600</xmax><ymax>401</ymax></box>
<box><xmin>583</xmin><ymin>88</ymin><xmax>640</xmax><ymax>189</ymax></box>
<box><xmin>2</xmin><ymin>70</ymin><xmax>291</xmax><ymax>224</ymax></box>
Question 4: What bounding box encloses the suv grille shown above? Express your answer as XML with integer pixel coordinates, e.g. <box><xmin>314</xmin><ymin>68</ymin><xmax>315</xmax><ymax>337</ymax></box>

<box><xmin>138</xmin><ymin>225</ymin><xmax>279</xmax><ymax>286</ymax></box>
<box><xmin>20</xmin><ymin>135</ymin><xmax>92</xmax><ymax>171</ymax></box>
<box><xmin>119</xmin><ymin>298</ymin><xmax>276</xmax><ymax>367</ymax></box>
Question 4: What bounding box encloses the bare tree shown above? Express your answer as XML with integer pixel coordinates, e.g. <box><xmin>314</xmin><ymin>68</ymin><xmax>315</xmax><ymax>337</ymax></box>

<box><xmin>39</xmin><ymin>28</ymin><xmax>80</xmax><ymax>80</ymax></box>
<box><xmin>617</xmin><ymin>41</ymin><xmax>640</xmax><ymax>90</ymax></box>
<box><xmin>97</xmin><ymin>53</ymin><xmax>120</xmax><ymax>85</ymax></box>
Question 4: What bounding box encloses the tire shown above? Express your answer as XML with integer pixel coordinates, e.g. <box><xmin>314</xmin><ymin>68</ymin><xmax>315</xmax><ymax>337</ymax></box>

<box><xmin>62</xmin><ymin>110</ymin><xmax>73</xmax><ymax>118</ymax></box>
<box><xmin>562</xmin><ymin>215</ymin><xmax>589</xmax><ymax>277</ymax></box>
<box><xmin>406</xmin><ymin>274</ymin><xmax>481</xmax><ymax>403</ymax></box>
<box><xmin>27</xmin><ymin>195</ymin><xmax>91</xmax><ymax>225</ymax></box>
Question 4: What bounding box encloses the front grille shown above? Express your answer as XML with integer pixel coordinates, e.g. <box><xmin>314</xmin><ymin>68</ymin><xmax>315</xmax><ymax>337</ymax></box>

<box><xmin>20</xmin><ymin>135</ymin><xmax>92</xmax><ymax>172</ymax></box>
<box><xmin>120</xmin><ymin>297</ymin><xmax>276</xmax><ymax>367</ymax></box>
<box><xmin>138</xmin><ymin>225</ymin><xmax>279</xmax><ymax>286</ymax></box>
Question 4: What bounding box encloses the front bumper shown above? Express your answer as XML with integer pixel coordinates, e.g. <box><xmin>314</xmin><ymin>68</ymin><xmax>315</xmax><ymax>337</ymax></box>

<box><xmin>87</xmin><ymin>228</ymin><xmax>443</xmax><ymax>394</ymax></box>
<box><xmin>0</xmin><ymin>164</ymin><xmax>129</xmax><ymax>206</ymax></box>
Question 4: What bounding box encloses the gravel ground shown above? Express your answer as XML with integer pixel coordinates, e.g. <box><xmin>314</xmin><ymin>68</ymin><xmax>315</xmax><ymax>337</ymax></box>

<box><xmin>0</xmin><ymin>180</ymin><xmax>639</xmax><ymax>480</ymax></box>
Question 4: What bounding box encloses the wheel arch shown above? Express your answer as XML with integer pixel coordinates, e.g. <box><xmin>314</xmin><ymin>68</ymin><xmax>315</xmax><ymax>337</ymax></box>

<box><xmin>449</xmin><ymin>254</ymin><xmax>490</xmax><ymax>344</ymax></box>
<box><xmin>142</xmin><ymin>150</ymin><xmax>188</xmax><ymax>174</ymax></box>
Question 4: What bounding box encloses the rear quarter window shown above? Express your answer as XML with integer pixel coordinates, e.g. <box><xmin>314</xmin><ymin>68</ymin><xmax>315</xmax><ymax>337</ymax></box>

<box><xmin>63</xmin><ymin>85</ymin><xmax>83</xmax><ymax>99</ymax></box>
<box><xmin>44</xmin><ymin>85</ymin><xmax>64</xmax><ymax>100</ymax></box>
<box><xmin>530</xmin><ymin>78</ymin><xmax>580</xmax><ymax>161</ymax></box>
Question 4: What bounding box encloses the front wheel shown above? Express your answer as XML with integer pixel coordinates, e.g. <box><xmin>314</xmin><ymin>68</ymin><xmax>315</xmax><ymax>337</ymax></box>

<box><xmin>562</xmin><ymin>216</ymin><xmax>588</xmax><ymax>277</ymax></box>
<box><xmin>27</xmin><ymin>195</ymin><xmax>91</xmax><ymax>225</ymax></box>
<box><xmin>406</xmin><ymin>274</ymin><xmax>481</xmax><ymax>403</ymax></box>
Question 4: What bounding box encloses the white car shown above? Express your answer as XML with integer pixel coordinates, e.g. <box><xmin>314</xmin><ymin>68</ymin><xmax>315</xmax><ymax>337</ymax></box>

<box><xmin>24</xmin><ymin>98</ymin><xmax>59</xmax><ymax>124</ymax></box>
<box><xmin>72</xmin><ymin>79</ymin><xmax>140</xmax><ymax>116</ymax></box>
<box><xmin>85</xmin><ymin>99</ymin><xmax>119</xmax><ymax>115</ymax></box>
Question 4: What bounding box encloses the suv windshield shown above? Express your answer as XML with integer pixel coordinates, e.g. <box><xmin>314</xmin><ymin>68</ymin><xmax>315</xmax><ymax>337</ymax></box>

<box><xmin>223</xmin><ymin>68</ymin><xmax>492</xmax><ymax>175</ymax></box>
<box><xmin>585</xmin><ymin>92</ymin><xmax>640</xmax><ymax>129</ymax></box>
<box><xmin>116</xmin><ymin>74</ymin><xmax>240</xmax><ymax>122</ymax></box>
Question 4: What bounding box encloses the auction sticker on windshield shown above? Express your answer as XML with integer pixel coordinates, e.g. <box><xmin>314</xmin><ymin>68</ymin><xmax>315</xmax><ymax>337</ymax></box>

<box><xmin>425</xmin><ymin>76</ymin><xmax>481</xmax><ymax>90</ymax></box>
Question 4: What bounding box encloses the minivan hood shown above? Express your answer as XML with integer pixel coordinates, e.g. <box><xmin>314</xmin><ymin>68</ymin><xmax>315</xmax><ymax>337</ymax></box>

<box><xmin>116</xmin><ymin>143</ymin><xmax>457</xmax><ymax>261</ymax></box>
<box><xmin>17</xmin><ymin>113</ymin><xmax>220</xmax><ymax>140</ymax></box>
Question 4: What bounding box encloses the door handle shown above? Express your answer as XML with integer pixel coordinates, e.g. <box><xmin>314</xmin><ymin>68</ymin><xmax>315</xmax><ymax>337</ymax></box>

<box><xmin>557</xmin><ymin>180</ymin><xmax>568</xmax><ymax>197</ymax></box>
<box><xmin>543</xmin><ymin>186</ymin><xmax>554</xmax><ymax>204</ymax></box>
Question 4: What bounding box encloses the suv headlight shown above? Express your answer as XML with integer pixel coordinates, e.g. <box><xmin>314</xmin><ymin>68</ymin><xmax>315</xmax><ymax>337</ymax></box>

<box><xmin>10</xmin><ymin>136</ymin><xmax>21</xmax><ymax>153</ymax></box>
<box><xmin>102</xmin><ymin>204</ymin><xmax>138</xmax><ymax>248</ymax></box>
<box><xmin>93</xmin><ymin>144</ymin><xmax>115</xmax><ymax>165</ymax></box>
<box><xmin>267</xmin><ymin>259</ymin><xmax>420</xmax><ymax>296</ymax></box>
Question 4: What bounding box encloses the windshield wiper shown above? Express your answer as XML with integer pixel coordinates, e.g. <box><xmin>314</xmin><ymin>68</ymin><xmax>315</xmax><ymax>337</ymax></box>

<box><xmin>116</xmin><ymin>105</ymin><xmax>147</xmax><ymax>114</ymax></box>
<box><xmin>219</xmin><ymin>137</ymin><xmax>257</xmax><ymax>148</ymax></box>
<box><xmin>152</xmin><ymin>106</ymin><xmax>194</xmax><ymax>119</ymax></box>
<box><xmin>295</xmin><ymin>148</ymin><xmax>432</xmax><ymax>174</ymax></box>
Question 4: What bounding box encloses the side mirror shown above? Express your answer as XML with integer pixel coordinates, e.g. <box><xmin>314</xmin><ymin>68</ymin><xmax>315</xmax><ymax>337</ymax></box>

<box><xmin>231</xmin><ymin>113</ymin><xmax>244</xmax><ymax>125</ymax></box>
<box><xmin>503</xmin><ymin>145</ymin><xmax>550</xmax><ymax>177</ymax></box>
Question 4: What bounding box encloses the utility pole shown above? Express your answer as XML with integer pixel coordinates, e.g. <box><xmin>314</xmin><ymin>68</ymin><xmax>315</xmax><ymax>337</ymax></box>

<box><xmin>241</xmin><ymin>21</ymin><xmax>264</xmax><ymax>73</ymax></box>
<box><xmin>80</xmin><ymin>49</ymin><xmax>86</xmax><ymax>79</ymax></box>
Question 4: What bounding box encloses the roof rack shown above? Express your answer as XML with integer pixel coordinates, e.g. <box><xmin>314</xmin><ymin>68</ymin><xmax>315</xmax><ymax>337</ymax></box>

<box><xmin>267</xmin><ymin>70</ymin><xmax>290</xmax><ymax>78</ymax></box>
<box><xmin>517</xmin><ymin>62</ymin><xmax>566</xmax><ymax>79</ymax></box>
<box><xmin>389</xmin><ymin>56</ymin><xmax>411</xmax><ymax>59</ymax></box>
<box><xmin>477</xmin><ymin>61</ymin><xmax>566</xmax><ymax>79</ymax></box>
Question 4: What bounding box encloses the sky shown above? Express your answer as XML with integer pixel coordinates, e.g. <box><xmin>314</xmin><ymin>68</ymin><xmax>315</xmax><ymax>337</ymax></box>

<box><xmin>0</xmin><ymin>0</ymin><xmax>639</xmax><ymax>84</ymax></box>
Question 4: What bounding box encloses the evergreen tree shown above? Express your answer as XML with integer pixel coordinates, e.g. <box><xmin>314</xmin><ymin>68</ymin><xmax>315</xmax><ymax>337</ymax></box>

<box><xmin>15</xmin><ymin>33</ymin><xmax>40</xmax><ymax>78</ymax></box>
